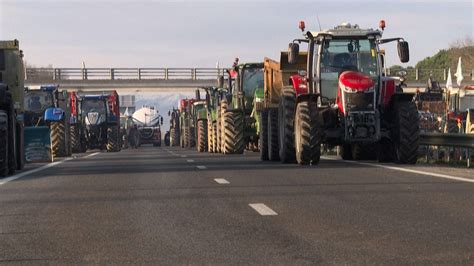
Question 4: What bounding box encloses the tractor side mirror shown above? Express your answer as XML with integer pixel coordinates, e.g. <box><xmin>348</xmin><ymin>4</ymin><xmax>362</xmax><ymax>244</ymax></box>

<box><xmin>397</xmin><ymin>41</ymin><xmax>409</xmax><ymax>63</ymax></box>
<box><xmin>161</xmin><ymin>117</ymin><xmax>163</xmax><ymax>125</ymax></box>
<box><xmin>288</xmin><ymin>42</ymin><xmax>299</xmax><ymax>65</ymax></box>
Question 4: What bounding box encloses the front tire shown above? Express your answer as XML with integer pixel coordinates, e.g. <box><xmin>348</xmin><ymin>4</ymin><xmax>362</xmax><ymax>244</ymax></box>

<box><xmin>197</xmin><ymin>120</ymin><xmax>207</xmax><ymax>152</ymax></box>
<box><xmin>222</xmin><ymin>111</ymin><xmax>244</xmax><ymax>154</ymax></box>
<box><xmin>107</xmin><ymin>125</ymin><xmax>120</xmax><ymax>152</ymax></box>
<box><xmin>392</xmin><ymin>101</ymin><xmax>419</xmax><ymax>164</ymax></box>
<box><xmin>51</xmin><ymin>120</ymin><xmax>67</xmax><ymax>159</ymax></box>
<box><xmin>294</xmin><ymin>100</ymin><xmax>321</xmax><ymax>165</ymax></box>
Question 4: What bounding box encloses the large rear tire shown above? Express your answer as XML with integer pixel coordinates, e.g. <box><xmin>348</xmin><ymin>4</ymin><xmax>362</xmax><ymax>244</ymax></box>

<box><xmin>71</xmin><ymin>124</ymin><xmax>81</xmax><ymax>153</ymax></box>
<box><xmin>268</xmin><ymin>109</ymin><xmax>280</xmax><ymax>161</ymax></box>
<box><xmin>222</xmin><ymin>111</ymin><xmax>244</xmax><ymax>154</ymax></box>
<box><xmin>197</xmin><ymin>120</ymin><xmax>207</xmax><ymax>152</ymax></box>
<box><xmin>107</xmin><ymin>125</ymin><xmax>120</xmax><ymax>152</ymax></box>
<box><xmin>51</xmin><ymin>120</ymin><xmax>67</xmax><ymax>159</ymax></box>
<box><xmin>259</xmin><ymin>109</ymin><xmax>269</xmax><ymax>161</ymax></box>
<box><xmin>207</xmin><ymin>120</ymin><xmax>214</xmax><ymax>153</ymax></box>
<box><xmin>392</xmin><ymin>101</ymin><xmax>419</xmax><ymax>164</ymax></box>
<box><xmin>219</xmin><ymin>100</ymin><xmax>228</xmax><ymax>153</ymax></box>
<box><xmin>278</xmin><ymin>86</ymin><xmax>296</xmax><ymax>163</ymax></box>
<box><xmin>294</xmin><ymin>100</ymin><xmax>321</xmax><ymax>165</ymax></box>
<box><xmin>189</xmin><ymin>126</ymin><xmax>196</xmax><ymax>148</ymax></box>
<box><xmin>0</xmin><ymin>110</ymin><xmax>8</xmax><ymax>177</ymax></box>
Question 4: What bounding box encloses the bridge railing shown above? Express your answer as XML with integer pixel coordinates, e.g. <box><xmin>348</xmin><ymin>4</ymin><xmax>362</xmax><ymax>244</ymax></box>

<box><xmin>26</xmin><ymin>67</ymin><xmax>229</xmax><ymax>81</ymax></box>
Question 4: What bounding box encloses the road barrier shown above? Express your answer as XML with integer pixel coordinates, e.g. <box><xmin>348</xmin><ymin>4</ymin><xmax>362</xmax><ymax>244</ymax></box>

<box><xmin>419</xmin><ymin>133</ymin><xmax>474</xmax><ymax>167</ymax></box>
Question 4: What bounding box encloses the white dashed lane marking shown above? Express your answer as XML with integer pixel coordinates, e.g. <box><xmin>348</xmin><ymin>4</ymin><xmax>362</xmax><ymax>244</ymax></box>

<box><xmin>196</xmin><ymin>166</ymin><xmax>207</xmax><ymax>170</ymax></box>
<box><xmin>214</xmin><ymin>178</ymin><xmax>230</xmax><ymax>184</ymax></box>
<box><xmin>249</xmin><ymin>203</ymin><xmax>278</xmax><ymax>216</ymax></box>
<box><xmin>187</xmin><ymin>159</ymin><xmax>195</xmax><ymax>163</ymax></box>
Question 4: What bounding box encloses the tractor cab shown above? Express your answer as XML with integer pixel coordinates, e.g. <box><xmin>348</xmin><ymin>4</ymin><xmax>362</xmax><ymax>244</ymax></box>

<box><xmin>24</xmin><ymin>85</ymin><xmax>65</xmax><ymax>127</ymax></box>
<box><xmin>228</xmin><ymin>62</ymin><xmax>264</xmax><ymax>112</ymax></box>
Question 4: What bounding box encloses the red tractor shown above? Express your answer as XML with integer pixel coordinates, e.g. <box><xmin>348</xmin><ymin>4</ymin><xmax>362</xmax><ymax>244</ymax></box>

<box><xmin>270</xmin><ymin>21</ymin><xmax>419</xmax><ymax>165</ymax></box>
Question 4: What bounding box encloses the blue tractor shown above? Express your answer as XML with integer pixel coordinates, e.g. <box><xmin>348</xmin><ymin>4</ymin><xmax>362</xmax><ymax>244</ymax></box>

<box><xmin>24</xmin><ymin>85</ymin><xmax>71</xmax><ymax>161</ymax></box>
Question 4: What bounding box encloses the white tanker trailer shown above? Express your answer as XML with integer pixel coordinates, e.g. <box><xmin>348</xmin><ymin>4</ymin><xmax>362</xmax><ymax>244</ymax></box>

<box><xmin>132</xmin><ymin>106</ymin><xmax>163</xmax><ymax>146</ymax></box>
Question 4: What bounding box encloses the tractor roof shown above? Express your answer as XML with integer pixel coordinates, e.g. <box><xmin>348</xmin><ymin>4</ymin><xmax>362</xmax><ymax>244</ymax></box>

<box><xmin>309</xmin><ymin>23</ymin><xmax>382</xmax><ymax>39</ymax></box>
<box><xmin>237</xmin><ymin>62</ymin><xmax>264</xmax><ymax>69</ymax></box>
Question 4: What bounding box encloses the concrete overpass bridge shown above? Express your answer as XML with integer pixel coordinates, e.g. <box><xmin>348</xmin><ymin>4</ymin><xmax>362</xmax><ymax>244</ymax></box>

<box><xmin>25</xmin><ymin>67</ymin><xmax>474</xmax><ymax>93</ymax></box>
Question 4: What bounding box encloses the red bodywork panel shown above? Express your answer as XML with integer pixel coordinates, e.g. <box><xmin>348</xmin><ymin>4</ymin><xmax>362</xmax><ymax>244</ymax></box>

<box><xmin>336</xmin><ymin>71</ymin><xmax>375</xmax><ymax>114</ymax></box>
<box><xmin>380</xmin><ymin>77</ymin><xmax>396</xmax><ymax>108</ymax></box>
<box><xmin>69</xmin><ymin>91</ymin><xmax>78</xmax><ymax>117</ymax></box>
<box><xmin>107</xmin><ymin>91</ymin><xmax>120</xmax><ymax>116</ymax></box>
<box><xmin>179</xmin><ymin>99</ymin><xmax>195</xmax><ymax>112</ymax></box>
<box><xmin>289</xmin><ymin>74</ymin><xmax>308</xmax><ymax>96</ymax></box>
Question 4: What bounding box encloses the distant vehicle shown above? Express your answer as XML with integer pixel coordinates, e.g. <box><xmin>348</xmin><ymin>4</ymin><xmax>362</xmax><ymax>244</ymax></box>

<box><xmin>80</xmin><ymin>91</ymin><xmax>121</xmax><ymax>152</ymax></box>
<box><xmin>132</xmin><ymin>106</ymin><xmax>163</xmax><ymax>147</ymax></box>
<box><xmin>0</xmin><ymin>39</ymin><xmax>26</xmax><ymax>176</ymax></box>
<box><xmin>24</xmin><ymin>85</ymin><xmax>71</xmax><ymax>161</ymax></box>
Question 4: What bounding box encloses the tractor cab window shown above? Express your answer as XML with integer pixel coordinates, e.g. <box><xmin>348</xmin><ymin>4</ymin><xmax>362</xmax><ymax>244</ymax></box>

<box><xmin>24</xmin><ymin>91</ymin><xmax>54</xmax><ymax>114</ymax></box>
<box><xmin>82</xmin><ymin>99</ymin><xmax>106</xmax><ymax>116</ymax></box>
<box><xmin>242</xmin><ymin>68</ymin><xmax>264</xmax><ymax>95</ymax></box>
<box><xmin>318</xmin><ymin>38</ymin><xmax>378</xmax><ymax>103</ymax></box>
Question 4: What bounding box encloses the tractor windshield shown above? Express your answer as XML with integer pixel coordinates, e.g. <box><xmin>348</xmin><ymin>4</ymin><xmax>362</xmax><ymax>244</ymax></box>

<box><xmin>82</xmin><ymin>99</ymin><xmax>106</xmax><ymax>116</ymax></box>
<box><xmin>24</xmin><ymin>91</ymin><xmax>54</xmax><ymax>114</ymax></box>
<box><xmin>318</xmin><ymin>38</ymin><xmax>379</xmax><ymax>102</ymax></box>
<box><xmin>242</xmin><ymin>68</ymin><xmax>264</xmax><ymax>95</ymax></box>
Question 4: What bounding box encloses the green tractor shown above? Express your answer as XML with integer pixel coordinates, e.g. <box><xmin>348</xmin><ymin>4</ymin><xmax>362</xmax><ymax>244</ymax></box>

<box><xmin>179</xmin><ymin>98</ymin><xmax>196</xmax><ymax>148</ymax></box>
<box><xmin>192</xmin><ymin>89</ymin><xmax>208</xmax><ymax>152</ymax></box>
<box><xmin>0</xmin><ymin>40</ymin><xmax>26</xmax><ymax>177</ymax></box>
<box><xmin>204</xmin><ymin>85</ymin><xmax>229</xmax><ymax>153</ymax></box>
<box><xmin>219</xmin><ymin>60</ymin><xmax>264</xmax><ymax>154</ymax></box>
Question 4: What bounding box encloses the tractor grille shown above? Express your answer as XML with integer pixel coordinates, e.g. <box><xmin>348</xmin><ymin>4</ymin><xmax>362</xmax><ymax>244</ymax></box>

<box><xmin>344</xmin><ymin>92</ymin><xmax>374</xmax><ymax>111</ymax></box>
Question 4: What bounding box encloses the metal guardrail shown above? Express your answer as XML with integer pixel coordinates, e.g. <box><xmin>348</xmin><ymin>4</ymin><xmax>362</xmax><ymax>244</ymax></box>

<box><xmin>26</xmin><ymin>68</ymin><xmax>228</xmax><ymax>81</ymax></box>
<box><xmin>420</xmin><ymin>133</ymin><xmax>474</xmax><ymax>149</ymax></box>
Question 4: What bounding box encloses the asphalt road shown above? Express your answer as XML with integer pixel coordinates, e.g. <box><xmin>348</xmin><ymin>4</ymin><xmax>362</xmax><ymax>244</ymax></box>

<box><xmin>1</xmin><ymin>146</ymin><xmax>473</xmax><ymax>264</ymax></box>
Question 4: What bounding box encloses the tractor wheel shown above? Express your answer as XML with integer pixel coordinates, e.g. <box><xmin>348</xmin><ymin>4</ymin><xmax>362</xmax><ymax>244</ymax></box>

<box><xmin>278</xmin><ymin>86</ymin><xmax>296</xmax><ymax>163</ymax></box>
<box><xmin>51</xmin><ymin>120</ymin><xmax>67</xmax><ymax>158</ymax></box>
<box><xmin>171</xmin><ymin>127</ymin><xmax>179</xmax><ymax>147</ymax></box>
<box><xmin>294</xmin><ymin>100</ymin><xmax>321</xmax><ymax>165</ymax></box>
<box><xmin>189</xmin><ymin>127</ymin><xmax>196</xmax><ymax>148</ymax></box>
<box><xmin>392</xmin><ymin>101</ymin><xmax>419</xmax><ymax>164</ymax></box>
<box><xmin>259</xmin><ymin>109</ymin><xmax>269</xmax><ymax>161</ymax></box>
<box><xmin>212</xmin><ymin>121</ymin><xmax>218</xmax><ymax>153</ymax></box>
<box><xmin>222</xmin><ymin>111</ymin><xmax>244</xmax><ymax>154</ymax></box>
<box><xmin>15</xmin><ymin>121</ymin><xmax>25</xmax><ymax>171</ymax></box>
<box><xmin>219</xmin><ymin>100</ymin><xmax>228</xmax><ymax>153</ymax></box>
<box><xmin>107</xmin><ymin>125</ymin><xmax>120</xmax><ymax>152</ymax></box>
<box><xmin>184</xmin><ymin>126</ymin><xmax>191</xmax><ymax>148</ymax></box>
<box><xmin>7</xmin><ymin>105</ymin><xmax>16</xmax><ymax>174</ymax></box>
<box><xmin>197</xmin><ymin>120</ymin><xmax>207</xmax><ymax>152</ymax></box>
<box><xmin>268</xmin><ymin>109</ymin><xmax>280</xmax><ymax>161</ymax></box>
<box><xmin>339</xmin><ymin>144</ymin><xmax>353</xmax><ymax>160</ymax></box>
<box><xmin>71</xmin><ymin>124</ymin><xmax>81</xmax><ymax>153</ymax></box>
<box><xmin>207</xmin><ymin>120</ymin><xmax>213</xmax><ymax>153</ymax></box>
<box><xmin>0</xmin><ymin>110</ymin><xmax>8</xmax><ymax>177</ymax></box>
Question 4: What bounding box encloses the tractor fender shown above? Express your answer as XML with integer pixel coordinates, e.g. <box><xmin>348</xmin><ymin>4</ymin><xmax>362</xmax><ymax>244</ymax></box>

<box><xmin>296</xmin><ymin>93</ymin><xmax>319</xmax><ymax>105</ymax></box>
<box><xmin>44</xmin><ymin>107</ymin><xmax>65</xmax><ymax>122</ymax></box>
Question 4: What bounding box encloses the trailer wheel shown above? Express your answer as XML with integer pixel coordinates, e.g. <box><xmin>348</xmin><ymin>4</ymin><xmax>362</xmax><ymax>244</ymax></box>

<box><xmin>197</xmin><ymin>120</ymin><xmax>207</xmax><ymax>152</ymax></box>
<box><xmin>222</xmin><ymin>111</ymin><xmax>244</xmax><ymax>154</ymax></box>
<box><xmin>294</xmin><ymin>100</ymin><xmax>321</xmax><ymax>165</ymax></box>
<box><xmin>51</xmin><ymin>120</ymin><xmax>67</xmax><ymax>158</ymax></box>
<box><xmin>107</xmin><ymin>125</ymin><xmax>120</xmax><ymax>152</ymax></box>
<box><xmin>279</xmin><ymin>86</ymin><xmax>296</xmax><ymax>163</ymax></box>
<box><xmin>259</xmin><ymin>109</ymin><xmax>269</xmax><ymax>161</ymax></box>
<box><xmin>0</xmin><ymin>110</ymin><xmax>9</xmax><ymax>177</ymax></box>
<box><xmin>268</xmin><ymin>109</ymin><xmax>280</xmax><ymax>161</ymax></box>
<box><xmin>392</xmin><ymin>101</ymin><xmax>419</xmax><ymax>164</ymax></box>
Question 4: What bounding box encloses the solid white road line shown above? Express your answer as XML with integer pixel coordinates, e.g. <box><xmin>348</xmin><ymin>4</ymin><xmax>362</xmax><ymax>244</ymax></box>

<box><xmin>0</xmin><ymin>158</ymin><xmax>73</xmax><ymax>186</ymax></box>
<box><xmin>196</xmin><ymin>165</ymin><xmax>207</xmax><ymax>170</ymax></box>
<box><xmin>321</xmin><ymin>156</ymin><xmax>474</xmax><ymax>183</ymax></box>
<box><xmin>249</xmin><ymin>203</ymin><xmax>278</xmax><ymax>216</ymax></box>
<box><xmin>214</xmin><ymin>178</ymin><xmax>230</xmax><ymax>184</ymax></box>
<box><xmin>187</xmin><ymin>159</ymin><xmax>195</xmax><ymax>163</ymax></box>
<box><xmin>85</xmin><ymin>152</ymin><xmax>100</xmax><ymax>158</ymax></box>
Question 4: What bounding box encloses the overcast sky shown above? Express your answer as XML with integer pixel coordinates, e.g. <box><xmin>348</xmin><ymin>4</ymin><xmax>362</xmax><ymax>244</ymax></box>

<box><xmin>1</xmin><ymin>0</ymin><xmax>472</xmax><ymax>68</ymax></box>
